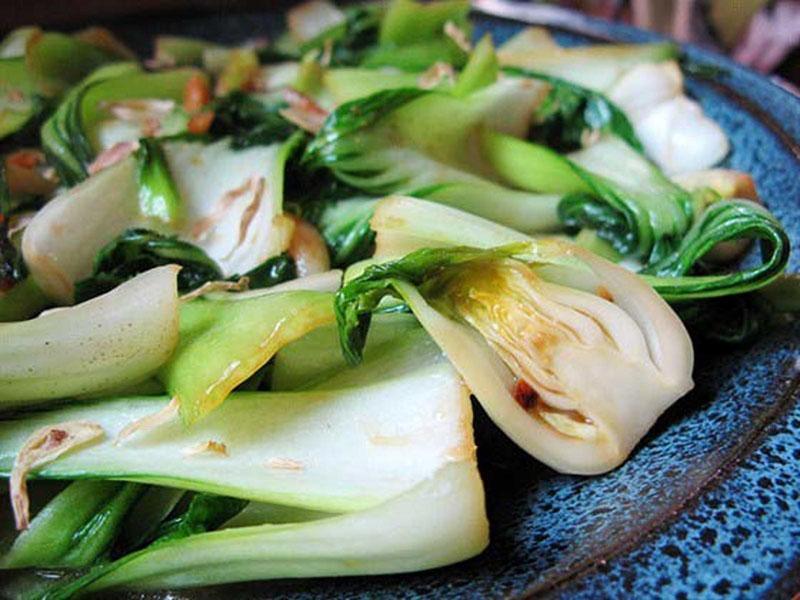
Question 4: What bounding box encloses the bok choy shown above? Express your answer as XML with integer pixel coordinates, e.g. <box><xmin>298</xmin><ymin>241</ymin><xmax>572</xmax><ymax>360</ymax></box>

<box><xmin>336</xmin><ymin>232</ymin><xmax>694</xmax><ymax>473</ymax></box>
<box><xmin>0</xmin><ymin>319</ymin><xmax>487</xmax><ymax>595</ymax></box>
<box><xmin>303</xmin><ymin>82</ymin><xmax>568</xmax><ymax>232</ymax></box>
<box><xmin>161</xmin><ymin>289</ymin><xmax>336</xmax><ymax>423</ymax></box>
<box><xmin>23</xmin><ymin>136</ymin><xmax>297</xmax><ymax>303</ymax></box>
<box><xmin>0</xmin><ymin>4</ymin><xmax>795</xmax><ymax>595</ymax></box>
<box><xmin>367</xmin><ymin>196</ymin><xmax>790</xmax><ymax>302</ymax></box>
<box><xmin>0</xmin><ymin>266</ymin><xmax>179</xmax><ymax>406</ymax></box>
<box><xmin>43</xmin><ymin>461</ymin><xmax>486</xmax><ymax>596</ymax></box>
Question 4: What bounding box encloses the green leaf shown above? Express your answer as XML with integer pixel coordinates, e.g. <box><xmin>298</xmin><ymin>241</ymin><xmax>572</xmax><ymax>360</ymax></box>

<box><xmin>452</xmin><ymin>35</ymin><xmax>498</xmax><ymax>97</ymax></box>
<box><xmin>323</xmin><ymin>67</ymin><xmax>421</xmax><ymax>105</ymax></box>
<box><xmin>361</xmin><ymin>38</ymin><xmax>467</xmax><ymax>71</ymax></box>
<box><xmin>59</xmin><ymin>483</ymin><xmax>143</xmax><ymax>567</ymax></box>
<box><xmin>25</xmin><ymin>31</ymin><xmax>116</xmax><ymax>96</ymax></box>
<box><xmin>150</xmin><ymin>493</ymin><xmax>247</xmax><ymax>544</ymax></box>
<box><xmin>314</xmin><ymin>197</ymin><xmax>378</xmax><ymax>267</ymax></box>
<box><xmin>484</xmin><ymin>132</ymin><xmax>693</xmax><ymax>263</ymax></box>
<box><xmin>239</xmin><ymin>252</ymin><xmax>296</xmax><ymax>288</ymax></box>
<box><xmin>642</xmin><ymin>200</ymin><xmax>790</xmax><ymax>301</ymax></box>
<box><xmin>41</xmin><ymin>65</ymin><xmax>199</xmax><ymax>186</ymax></box>
<box><xmin>136</xmin><ymin>139</ymin><xmax>183</xmax><ymax>224</ymax></box>
<box><xmin>335</xmin><ymin>244</ymin><xmax>526</xmax><ymax>364</ymax></box>
<box><xmin>210</xmin><ymin>91</ymin><xmax>296</xmax><ymax>148</ymax></box>
<box><xmin>1</xmin><ymin>481</ymin><xmax>126</xmax><ymax>568</ymax></box>
<box><xmin>160</xmin><ymin>291</ymin><xmax>335</xmax><ymax>424</ymax></box>
<box><xmin>481</xmin><ymin>129</ymin><xmax>591</xmax><ymax>194</ymax></box>
<box><xmin>503</xmin><ymin>66</ymin><xmax>643</xmax><ymax>152</ymax></box>
<box><xmin>74</xmin><ymin>228</ymin><xmax>222</xmax><ymax>303</ymax></box>
<box><xmin>0</xmin><ymin>58</ymin><xmax>46</xmax><ymax>142</ymax></box>
<box><xmin>379</xmin><ymin>0</ymin><xmax>469</xmax><ymax>46</ymax></box>
<box><xmin>303</xmin><ymin>87</ymin><xmax>428</xmax><ymax>171</ymax></box>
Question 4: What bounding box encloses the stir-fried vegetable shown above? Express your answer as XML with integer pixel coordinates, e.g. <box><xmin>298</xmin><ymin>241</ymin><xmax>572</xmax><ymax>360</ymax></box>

<box><xmin>302</xmin><ymin>81</ymin><xmax>572</xmax><ymax>232</ymax></box>
<box><xmin>162</xmin><ymin>290</ymin><xmax>335</xmax><ymax>423</ymax></box>
<box><xmin>23</xmin><ymin>135</ymin><xmax>298</xmax><ymax>303</ymax></box>
<box><xmin>0</xmin><ymin>320</ymin><xmax>486</xmax><ymax>596</ymax></box>
<box><xmin>1</xmin><ymin>481</ymin><xmax>143</xmax><ymax>568</ymax></box>
<box><xmin>367</xmin><ymin>196</ymin><xmax>790</xmax><ymax>302</ymax></box>
<box><xmin>0</xmin><ymin>3</ymin><xmax>795</xmax><ymax>596</ymax></box>
<box><xmin>39</xmin><ymin>461</ymin><xmax>486</xmax><ymax>597</ymax></box>
<box><xmin>73</xmin><ymin>229</ymin><xmax>222</xmax><ymax>302</ymax></box>
<box><xmin>41</xmin><ymin>65</ymin><xmax>200</xmax><ymax>185</ymax></box>
<box><xmin>0</xmin><ymin>266</ymin><xmax>179</xmax><ymax>407</ymax></box>
<box><xmin>336</xmin><ymin>231</ymin><xmax>694</xmax><ymax>473</ymax></box>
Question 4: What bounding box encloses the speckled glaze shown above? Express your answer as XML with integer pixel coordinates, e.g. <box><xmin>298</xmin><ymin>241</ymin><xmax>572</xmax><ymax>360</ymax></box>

<box><xmin>95</xmin><ymin>4</ymin><xmax>800</xmax><ymax>599</ymax></box>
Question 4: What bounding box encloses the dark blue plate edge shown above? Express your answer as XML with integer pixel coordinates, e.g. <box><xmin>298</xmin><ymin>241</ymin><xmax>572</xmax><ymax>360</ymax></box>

<box><xmin>1</xmin><ymin>5</ymin><xmax>798</xmax><ymax>598</ymax></box>
<box><xmin>472</xmin><ymin>0</ymin><xmax>800</xmax><ymax>156</ymax></box>
<box><xmin>471</xmin><ymin>2</ymin><xmax>800</xmax><ymax>596</ymax></box>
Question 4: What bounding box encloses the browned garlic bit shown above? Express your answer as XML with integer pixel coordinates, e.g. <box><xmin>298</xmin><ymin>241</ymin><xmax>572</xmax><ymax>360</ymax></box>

<box><xmin>182</xmin><ymin>440</ymin><xmax>229</xmax><ymax>457</ymax></box>
<box><xmin>10</xmin><ymin>421</ymin><xmax>104</xmax><ymax>530</ymax></box>
<box><xmin>287</xmin><ymin>217</ymin><xmax>331</xmax><ymax>277</ymax></box>
<box><xmin>279</xmin><ymin>88</ymin><xmax>329</xmax><ymax>134</ymax></box>
<box><xmin>87</xmin><ymin>141</ymin><xmax>140</xmax><ymax>175</ymax></box>
<box><xmin>418</xmin><ymin>62</ymin><xmax>456</xmax><ymax>89</ymax></box>
<box><xmin>115</xmin><ymin>397</ymin><xmax>179</xmax><ymax>446</ymax></box>
<box><xmin>265</xmin><ymin>457</ymin><xmax>305</xmax><ymax>471</ymax></box>
<box><xmin>444</xmin><ymin>20</ymin><xmax>472</xmax><ymax>52</ymax></box>
<box><xmin>179</xmin><ymin>276</ymin><xmax>250</xmax><ymax>302</ymax></box>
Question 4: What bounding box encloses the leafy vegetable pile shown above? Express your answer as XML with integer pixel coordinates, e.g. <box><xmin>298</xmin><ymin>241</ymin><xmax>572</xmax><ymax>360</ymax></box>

<box><xmin>0</xmin><ymin>1</ymin><xmax>796</xmax><ymax>596</ymax></box>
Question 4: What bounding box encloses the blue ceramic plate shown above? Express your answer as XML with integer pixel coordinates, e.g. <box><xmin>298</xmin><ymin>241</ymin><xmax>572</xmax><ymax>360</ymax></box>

<box><xmin>41</xmin><ymin>2</ymin><xmax>800</xmax><ymax>597</ymax></box>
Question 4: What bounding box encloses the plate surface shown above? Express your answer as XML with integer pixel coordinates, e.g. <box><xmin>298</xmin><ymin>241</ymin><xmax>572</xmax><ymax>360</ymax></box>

<box><xmin>43</xmin><ymin>3</ymin><xmax>800</xmax><ymax>598</ymax></box>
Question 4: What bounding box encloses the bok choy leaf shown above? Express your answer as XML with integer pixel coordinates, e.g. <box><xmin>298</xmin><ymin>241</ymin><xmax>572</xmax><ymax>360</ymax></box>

<box><xmin>503</xmin><ymin>66</ymin><xmax>643</xmax><ymax>152</ymax></box>
<box><xmin>484</xmin><ymin>132</ymin><xmax>694</xmax><ymax>263</ymax></box>
<box><xmin>0</xmin><ymin>347</ymin><xmax>476</xmax><ymax>513</ymax></box>
<box><xmin>358</xmin><ymin>0</ymin><xmax>470</xmax><ymax>71</ymax></box>
<box><xmin>642</xmin><ymin>199</ymin><xmax>790</xmax><ymax>301</ymax></box>
<box><xmin>303</xmin><ymin>82</ymin><xmax>569</xmax><ymax>233</ymax></box>
<box><xmin>336</xmin><ymin>235</ymin><xmax>694</xmax><ymax>474</ymax></box>
<box><xmin>136</xmin><ymin>138</ymin><xmax>183</xmax><ymax>224</ymax></box>
<box><xmin>1</xmin><ymin>481</ymin><xmax>142</xmax><ymax>569</ymax></box>
<box><xmin>73</xmin><ymin>228</ymin><xmax>222</xmax><ymax>303</ymax></box>
<box><xmin>0</xmin><ymin>58</ymin><xmax>46</xmax><ymax>142</ymax></box>
<box><xmin>39</xmin><ymin>461</ymin><xmax>486</xmax><ymax>597</ymax></box>
<box><xmin>160</xmin><ymin>290</ymin><xmax>335</xmax><ymax>424</ymax></box>
<box><xmin>367</xmin><ymin>195</ymin><xmax>790</xmax><ymax>303</ymax></box>
<box><xmin>148</xmin><ymin>492</ymin><xmax>247</xmax><ymax>544</ymax></box>
<box><xmin>0</xmin><ymin>265</ymin><xmax>179</xmax><ymax>407</ymax></box>
<box><xmin>24</xmin><ymin>136</ymin><xmax>297</xmax><ymax>303</ymax></box>
<box><xmin>7</xmin><ymin>321</ymin><xmax>482</xmax><ymax>594</ymax></box>
<box><xmin>24</xmin><ymin>31</ymin><xmax>118</xmax><ymax>97</ymax></box>
<box><xmin>451</xmin><ymin>34</ymin><xmax>498</xmax><ymax>97</ymax></box>
<box><xmin>210</xmin><ymin>91</ymin><xmax>296</xmax><ymax>149</ymax></box>
<box><xmin>41</xmin><ymin>65</ymin><xmax>200</xmax><ymax>185</ymax></box>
